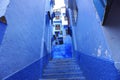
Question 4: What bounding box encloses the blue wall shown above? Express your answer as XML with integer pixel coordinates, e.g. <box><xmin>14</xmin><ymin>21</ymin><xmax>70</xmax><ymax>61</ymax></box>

<box><xmin>4</xmin><ymin>42</ymin><xmax>50</xmax><ymax>80</ymax></box>
<box><xmin>0</xmin><ymin>0</ymin><xmax>46</xmax><ymax>79</ymax></box>
<box><xmin>69</xmin><ymin>0</ymin><xmax>120</xmax><ymax>79</ymax></box>
<box><xmin>75</xmin><ymin>51</ymin><xmax>120</xmax><ymax>80</ymax></box>
<box><xmin>93</xmin><ymin>0</ymin><xmax>106</xmax><ymax>21</ymax></box>
<box><xmin>102</xmin><ymin>0</ymin><xmax>120</xmax><ymax>70</ymax></box>
<box><xmin>75</xmin><ymin>0</ymin><xmax>111</xmax><ymax>59</ymax></box>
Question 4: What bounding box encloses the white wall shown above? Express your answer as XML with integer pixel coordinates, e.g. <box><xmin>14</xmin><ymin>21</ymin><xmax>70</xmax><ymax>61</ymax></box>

<box><xmin>0</xmin><ymin>0</ymin><xmax>10</xmax><ymax>17</ymax></box>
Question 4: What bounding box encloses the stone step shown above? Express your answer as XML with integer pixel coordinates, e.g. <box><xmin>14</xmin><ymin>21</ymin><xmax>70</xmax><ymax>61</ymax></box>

<box><xmin>42</xmin><ymin>58</ymin><xmax>85</xmax><ymax>80</ymax></box>
<box><xmin>48</xmin><ymin>61</ymin><xmax>77</xmax><ymax>65</ymax></box>
<box><xmin>45</xmin><ymin>65</ymin><xmax>80</xmax><ymax>70</ymax></box>
<box><xmin>42</xmin><ymin>73</ymin><xmax>84</xmax><ymax>79</ymax></box>
<box><xmin>49</xmin><ymin>61</ymin><xmax>77</xmax><ymax>64</ymax></box>
<box><xmin>47</xmin><ymin>63</ymin><xmax>78</xmax><ymax>66</ymax></box>
<box><xmin>46</xmin><ymin>64</ymin><xmax>79</xmax><ymax>69</ymax></box>
<box><xmin>44</xmin><ymin>68</ymin><xmax>81</xmax><ymax>73</ymax></box>
<box><xmin>43</xmin><ymin>72</ymin><xmax>83</xmax><ymax>76</ymax></box>
<box><xmin>40</xmin><ymin>76</ymin><xmax>85</xmax><ymax>80</ymax></box>
<box><xmin>43</xmin><ymin>69</ymin><xmax>82</xmax><ymax>74</ymax></box>
<box><xmin>49</xmin><ymin>59</ymin><xmax>76</xmax><ymax>62</ymax></box>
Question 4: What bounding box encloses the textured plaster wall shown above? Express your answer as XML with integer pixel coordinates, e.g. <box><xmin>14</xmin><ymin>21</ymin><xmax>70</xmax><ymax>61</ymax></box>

<box><xmin>93</xmin><ymin>0</ymin><xmax>120</xmax><ymax>70</ymax></box>
<box><xmin>0</xmin><ymin>0</ymin><xmax>46</xmax><ymax>79</ymax></box>
<box><xmin>75</xmin><ymin>0</ymin><xmax>111</xmax><ymax>60</ymax></box>
<box><xmin>103</xmin><ymin>0</ymin><xmax>120</xmax><ymax>70</ymax></box>
<box><xmin>69</xmin><ymin>0</ymin><xmax>120</xmax><ymax>79</ymax></box>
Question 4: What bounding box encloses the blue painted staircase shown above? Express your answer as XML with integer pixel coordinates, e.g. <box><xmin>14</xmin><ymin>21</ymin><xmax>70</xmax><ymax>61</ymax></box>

<box><xmin>41</xmin><ymin>58</ymin><xmax>86</xmax><ymax>80</ymax></box>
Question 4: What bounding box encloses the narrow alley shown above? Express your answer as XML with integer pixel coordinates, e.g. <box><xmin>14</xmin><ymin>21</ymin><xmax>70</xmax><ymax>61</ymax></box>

<box><xmin>51</xmin><ymin>0</ymin><xmax>73</xmax><ymax>58</ymax></box>
<box><xmin>0</xmin><ymin>0</ymin><xmax>120</xmax><ymax>80</ymax></box>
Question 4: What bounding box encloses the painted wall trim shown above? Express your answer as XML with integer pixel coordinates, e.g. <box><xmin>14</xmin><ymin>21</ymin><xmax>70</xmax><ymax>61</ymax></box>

<box><xmin>75</xmin><ymin>51</ymin><xmax>120</xmax><ymax>80</ymax></box>
<box><xmin>68</xmin><ymin>8</ymin><xmax>77</xmax><ymax>51</ymax></box>
<box><xmin>3</xmin><ymin>53</ymin><xmax>51</xmax><ymax>80</ymax></box>
<box><xmin>3</xmin><ymin>58</ymin><xmax>42</xmax><ymax>80</ymax></box>
<box><xmin>40</xmin><ymin>0</ymin><xmax>47</xmax><ymax>58</ymax></box>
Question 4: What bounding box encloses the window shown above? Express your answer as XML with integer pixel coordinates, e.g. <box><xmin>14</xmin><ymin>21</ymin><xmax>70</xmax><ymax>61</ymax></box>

<box><xmin>55</xmin><ymin>25</ymin><xmax>60</xmax><ymax>30</ymax></box>
<box><xmin>0</xmin><ymin>16</ymin><xmax>7</xmax><ymax>24</ymax></box>
<box><xmin>56</xmin><ymin>16</ymin><xmax>60</xmax><ymax>19</ymax></box>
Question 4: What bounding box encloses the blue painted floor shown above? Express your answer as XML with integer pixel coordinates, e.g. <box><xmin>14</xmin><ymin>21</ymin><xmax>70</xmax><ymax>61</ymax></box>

<box><xmin>52</xmin><ymin>35</ymin><xmax>73</xmax><ymax>58</ymax></box>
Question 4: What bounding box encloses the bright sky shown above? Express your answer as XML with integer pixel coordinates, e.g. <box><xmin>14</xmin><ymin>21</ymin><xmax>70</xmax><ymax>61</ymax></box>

<box><xmin>54</xmin><ymin>0</ymin><xmax>68</xmax><ymax>25</ymax></box>
<box><xmin>54</xmin><ymin>0</ymin><xmax>65</xmax><ymax>9</ymax></box>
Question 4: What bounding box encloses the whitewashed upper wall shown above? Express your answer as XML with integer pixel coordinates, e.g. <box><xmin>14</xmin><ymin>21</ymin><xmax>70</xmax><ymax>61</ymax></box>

<box><xmin>0</xmin><ymin>0</ymin><xmax>10</xmax><ymax>17</ymax></box>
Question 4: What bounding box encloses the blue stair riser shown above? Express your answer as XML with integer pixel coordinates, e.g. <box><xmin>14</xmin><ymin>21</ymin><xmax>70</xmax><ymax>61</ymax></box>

<box><xmin>48</xmin><ymin>62</ymin><xmax>77</xmax><ymax>64</ymax></box>
<box><xmin>45</xmin><ymin>66</ymin><xmax>80</xmax><ymax>69</ymax></box>
<box><xmin>46</xmin><ymin>64</ymin><xmax>79</xmax><ymax>68</ymax></box>
<box><xmin>40</xmin><ymin>77</ymin><xmax>85</xmax><ymax>80</ymax></box>
<box><xmin>43</xmin><ymin>74</ymin><xmax>84</xmax><ymax>78</ymax></box>
<box><xmin>43</xmin><ymin>72</ymin><xmax>83</xmax><ymax>76</ymax></box>
<box><xmin>44</xmin><ymin>68</ymin><xmax>81</xmax><ymax>73</ymax></box>
<box><xmin>43</xmin><ymin>70</ymin><xmax>82</xmax><ymax>74</ymax></box>
<box><xmin>47</xmin><ymin>64</ymin><xmax>79</xmax><ymax>67</ymax></box>
<box><xmin>49</xmin><ymin>60</ymin><xmax>76</xmax><ymax>63</ymax></box>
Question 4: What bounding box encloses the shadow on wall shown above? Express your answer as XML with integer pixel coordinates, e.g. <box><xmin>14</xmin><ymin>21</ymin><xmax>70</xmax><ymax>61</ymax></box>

<box><xmin>0</xmin><ymin>22</ymin><xmax>7</xmax><ymax>45</ymax></box>
<box><xmin>102</xmin><ymin>0</ymin><xmax>120</xmax><ymax>71</ymax></box>
<box><xmin>104</xmin><ymin>0</ymin><xmax>120</xmax><ymax>27</ymax></box>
